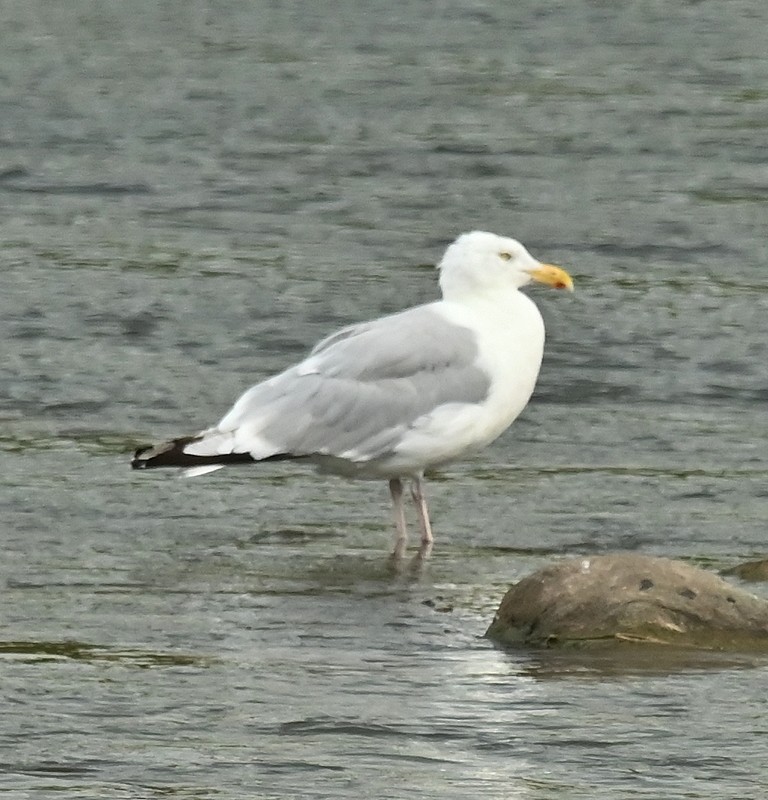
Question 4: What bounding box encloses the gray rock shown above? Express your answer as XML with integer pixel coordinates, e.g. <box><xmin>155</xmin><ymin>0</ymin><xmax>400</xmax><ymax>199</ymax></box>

<box><xmin>485</xmin><ymin>554</ymin><xmax>768</xmax><ymax>650</ymax></box>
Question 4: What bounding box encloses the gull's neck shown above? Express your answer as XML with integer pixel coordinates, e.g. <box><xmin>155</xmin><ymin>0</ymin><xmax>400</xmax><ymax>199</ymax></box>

<box><xmin>440</xmin><ymin>282</ymin><xmax>525</xmax><ymax>310</ymax></box>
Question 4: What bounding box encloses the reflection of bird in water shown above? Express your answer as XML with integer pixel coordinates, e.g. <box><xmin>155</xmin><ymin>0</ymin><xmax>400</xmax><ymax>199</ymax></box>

<box><xmin>132</xmin><ymin>231</ymin><xmax>573</xmax><ymax>559</ymax></box>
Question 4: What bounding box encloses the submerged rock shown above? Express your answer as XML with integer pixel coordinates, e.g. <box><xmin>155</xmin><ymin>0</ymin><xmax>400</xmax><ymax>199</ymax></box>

<box><xmin>486</xmin><ymin>554</ymin><xmax>768</xmax><ymax>651</ymax></box>
<box><xmin>721</xmin><ymin>558</ymin><xmax>768</xmax><ymax>583</ymax></box>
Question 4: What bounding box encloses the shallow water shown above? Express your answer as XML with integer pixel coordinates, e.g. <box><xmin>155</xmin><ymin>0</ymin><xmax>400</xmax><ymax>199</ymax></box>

<box><xmin>2</xmin><ymin>1</ymin><xmax>768</xmax><ymax>797</ymax></box>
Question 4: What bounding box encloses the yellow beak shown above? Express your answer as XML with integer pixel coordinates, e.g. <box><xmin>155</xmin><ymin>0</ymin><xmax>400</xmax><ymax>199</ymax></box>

<box><xmin>527</xmin><ymin>263</ymin><xmax>574</xmax><ymax>292</ymax></box>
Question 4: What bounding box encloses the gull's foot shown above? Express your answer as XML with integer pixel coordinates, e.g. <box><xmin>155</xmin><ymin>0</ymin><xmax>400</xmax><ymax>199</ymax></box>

<box><xmin>406</xmin><ymin>540</ymin><xmax>433</xmax><ymax>577</ymax></box>
<box><xmin>416</xmin><ymin>540</ymin><xmax>433</xmax><ymax>561</ymax></box>
<box><xmin>387</xmin><ymin>541</ymin><xmax>407</xmax><ymax>573</ymax></box>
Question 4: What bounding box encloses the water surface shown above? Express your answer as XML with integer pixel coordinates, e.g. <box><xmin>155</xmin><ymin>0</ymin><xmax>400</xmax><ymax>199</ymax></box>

<box><xmin>2</xmin><ymin>1</ymin><xmax>768</xmax><ymax>797</ymax></box>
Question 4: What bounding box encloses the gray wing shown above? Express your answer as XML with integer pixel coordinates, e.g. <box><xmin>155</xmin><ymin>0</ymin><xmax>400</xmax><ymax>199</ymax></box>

<box><xmin>195</xmin><ymin>304</ymin><xmax>491</xmax><ymax>463</ymax></box>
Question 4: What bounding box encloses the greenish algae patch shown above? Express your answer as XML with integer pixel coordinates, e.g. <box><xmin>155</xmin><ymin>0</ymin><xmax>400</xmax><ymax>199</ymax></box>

<box><xmin>0</xmin><ymin>640</ymin><xmax>212</xmax><ymax>668</ymax></box>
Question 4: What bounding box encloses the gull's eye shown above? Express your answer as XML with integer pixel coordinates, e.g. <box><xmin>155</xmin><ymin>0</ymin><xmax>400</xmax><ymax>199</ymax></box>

<box><xmin>499</xmin><ymin>252</ymin><xmax>512</xmax><ymax>261</ymax></box>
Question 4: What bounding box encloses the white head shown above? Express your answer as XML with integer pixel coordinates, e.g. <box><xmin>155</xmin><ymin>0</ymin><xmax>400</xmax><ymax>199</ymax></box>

<box><xmin>437</xmin><ymin>231</ymin><xmax>573</xmax><ymax>300</ymax></box>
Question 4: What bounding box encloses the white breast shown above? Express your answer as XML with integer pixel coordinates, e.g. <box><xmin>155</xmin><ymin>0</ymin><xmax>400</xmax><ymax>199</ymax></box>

<box><xmin>382</xmin><ymin>289</ymin><xmax>545</xmax><ymax>475</ymax></box>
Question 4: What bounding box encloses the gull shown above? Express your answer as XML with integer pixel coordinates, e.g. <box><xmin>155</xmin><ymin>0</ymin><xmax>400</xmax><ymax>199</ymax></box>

<box><xmin>132</xmin><ymin>231</ymin><xmax>573</xmax><ymax>558</ymax></box>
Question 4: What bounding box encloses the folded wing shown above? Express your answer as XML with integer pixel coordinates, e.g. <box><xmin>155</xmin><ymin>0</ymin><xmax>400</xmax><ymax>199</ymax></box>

<box><xmin>132</xmin><ymin>304</ymin><xmax>491</xmax><ymax>471</ymax></box>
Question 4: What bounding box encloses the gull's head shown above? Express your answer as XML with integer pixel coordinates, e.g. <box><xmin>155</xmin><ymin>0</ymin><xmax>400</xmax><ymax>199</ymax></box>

<box><xmin>438</xmin><ymin>231</ymin><xmax>573</xmax><ymax>299</ymax></box>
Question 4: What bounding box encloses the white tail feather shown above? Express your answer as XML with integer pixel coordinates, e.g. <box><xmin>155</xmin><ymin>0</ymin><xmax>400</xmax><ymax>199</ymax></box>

<box><xmin>181</xmin><ymin>464</ymin><xmax>225</xmax><ymax>478</ymax></box>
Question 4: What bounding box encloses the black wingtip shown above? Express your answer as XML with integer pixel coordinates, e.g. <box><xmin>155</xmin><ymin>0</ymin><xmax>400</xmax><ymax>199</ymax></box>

<box><xmin>131</xmin><ymin>445</ymin><xmax>152</xmax><ymax>469</ymax></box>
<box><xmin>131</xmin><ymin>435</ymin><xmax>204</xmax><ymax>470</ymax></box>
<box><xmin>131</xmin><ymin>435</ymin><xmax>257</xmax><ymax>470</ymax></box>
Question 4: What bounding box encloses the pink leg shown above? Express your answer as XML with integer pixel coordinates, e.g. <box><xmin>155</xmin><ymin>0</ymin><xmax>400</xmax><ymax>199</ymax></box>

<box><xmin>410</xmin><ymin>475</ymin><xmax>434</xmax><ymax>558</ymax></box>
<box><xmin>389</xmin><ymin>478</ymin><xmax>408</xmax><ymax>559</ymax></box>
